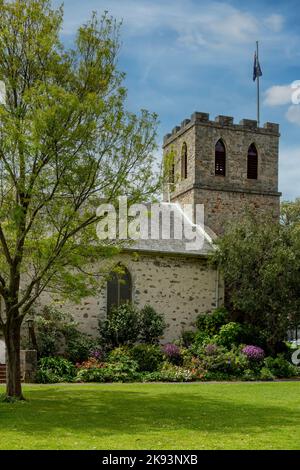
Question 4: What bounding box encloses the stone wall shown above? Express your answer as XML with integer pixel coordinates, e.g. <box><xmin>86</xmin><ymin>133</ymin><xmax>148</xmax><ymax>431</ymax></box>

<box><xmin>39</xmin><ymin>252</ymin><xmax>224</xmax><ymax>343</ymax></box>
<box><xmin>163</xmin><ymin>112</ymin><xmax>281</xmax><ymax>234</ymax></box>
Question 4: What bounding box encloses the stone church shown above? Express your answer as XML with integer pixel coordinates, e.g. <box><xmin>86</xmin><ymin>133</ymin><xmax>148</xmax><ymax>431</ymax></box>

<box><xmin>45</xmin><ymin>110</ymin><xmax>280</xmax><ymax>343</ymax></box>
<box><xmin>0</xmin><ymin>111</ymin><xmax>282</xmax><ymax>363</ymax></box>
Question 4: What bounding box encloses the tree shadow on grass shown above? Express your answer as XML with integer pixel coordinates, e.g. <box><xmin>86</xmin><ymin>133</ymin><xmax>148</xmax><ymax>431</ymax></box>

<box><xmin>1</xmin><ymin>384</ymin><xmax>300</xmax><ymax>446</ymax></box>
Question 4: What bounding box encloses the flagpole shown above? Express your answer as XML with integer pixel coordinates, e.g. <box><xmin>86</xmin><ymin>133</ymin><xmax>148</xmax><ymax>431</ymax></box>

<box><xmin>256</xmin><ymin>40</ymin><xmax>260</xmax><ymax>127</ymax></box>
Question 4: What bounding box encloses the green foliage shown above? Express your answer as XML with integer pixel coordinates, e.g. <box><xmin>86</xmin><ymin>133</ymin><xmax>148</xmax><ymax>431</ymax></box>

<box><xmin>259</xmin><ymin>367</ymin><xmax>275</xmax><ymax>381</ymax></box>
<box><xmin>216</xmin><ymin>322</ymin><xmax>242</xmax><ymax>348</ymax></box>
<box><xmin>180</xmin><ymin>331</ymin><xmax>196</xmax><ymax>348</ymax></box>
<box><xmin>143</xmin><ymin>365</ymin><xmax>194</xmax><ymax>383</ymax></box>
<box><xmin>264</xmin><ymin>355</ymin><xmax>299</xmax><ymax>378</ymax></box>
<box><xmin>190</xmin><ymin>331</ymin><xmax>211</xmax><ymax>355</ymax></box>
<box><xmin>24</xmin><ymin>305</ymin><xmax>99</xmax><ymax>363</ymax></box>
<box><xmin>36</xmin><ymin>357</ymin><xmax>76</xmax><ymax>383</ymax></box>
<box><xmin>28</xmin><ymin>305</ymin><xmax>75</xmax><ymax>357</ymax></box>
<box><xmin>202</xmin><ymin>371</ymin><xmax>232</xmax><ymax>381</ymax></box>
<box><xmin>196</xmin><ymin>308</ymin><xmax>229</xmax><ymax>336</ymax></box>
<box><xmin>65</xmin><ymin>333</ymin><xmax>98</xmax><ymax>364</ymax></box>
<box><xmin>130</xmin><ymin>344</ymin><xmax>163</xmax><ymax>372</ymax></box>
<box><xmin>242</xmin><ymin>369</ymin><xmax>258</xmax><ymax>381</ymax></box>
<box><xmin>99</xmin><ymin>304</ymin><xmax>140</xmax><ymax>348</ymax></box>
<box><xmin>213</xmin><ymin>214</ymin><xmax>300</xmax><ymax>352</ymax></box>
<box><xmin>76</xmin><ymin>358</ymin><xmax>139</xmax><ymax>383</ymax></box>
<box><xmin>138</xmin><ymin>305</ymin><xmax>166</xmax><ymax>344</ymax></box>
<box><xmin>107</xmin><ymin>346</ymin><xmax>132</xmax><ymax>363</ymax></box>
<box><xmin>99</xmin><ymin>304</ymin><xmax>166</xmax><ymax>349</ymax></box>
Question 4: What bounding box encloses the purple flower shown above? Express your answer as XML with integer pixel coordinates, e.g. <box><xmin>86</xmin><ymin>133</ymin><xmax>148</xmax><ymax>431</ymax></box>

<box><xmin>90</xmin><ymin>349</ymin><xmax>103</xmax><ymax>361</ymax></box>
<box><xmin>163</xmin><ymin>343</ymin><xmax>180</xmax><ymax>359</ymax></box>
<box><xmin>242</xmin><ymin>345</ymin><xmax>265</xmax><ymax>361</ymax></box>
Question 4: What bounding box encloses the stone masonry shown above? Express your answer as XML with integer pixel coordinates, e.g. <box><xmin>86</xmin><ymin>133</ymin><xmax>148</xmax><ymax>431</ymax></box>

<box><xmin>163</xmin><ymin>112</ymin><xmax>281</xmax><ymax>234</ymax></box>
<box><xmin>40</xmin><ymin>252</ymin><xmax>224</xmax><ymax>343</ymax></box>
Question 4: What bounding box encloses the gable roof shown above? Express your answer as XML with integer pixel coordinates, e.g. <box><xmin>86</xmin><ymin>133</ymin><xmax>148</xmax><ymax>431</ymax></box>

<box><xmin>123</xmin><ymin>202</ymin><xmax>216</xmax><ymax>257</ymax></box>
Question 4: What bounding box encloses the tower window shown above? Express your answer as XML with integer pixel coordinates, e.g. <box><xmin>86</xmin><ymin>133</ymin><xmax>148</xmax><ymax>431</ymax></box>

<box><xmin>169</xmin><ymin>163</ymin><xmax>175</xmax><ymax>184</ymax></box>
<box><xmin>107</xmin><ymin>267</ymin><xmax>132</xmax><ymax>314</ymax></box>
<box><xmin>215</xmin><ymin>140</ymin><xmax>226</xmax><ymax>176</ymax></box>
<box><xmin>247</xmin><ymin>144</ymin><xmax>258</xmax><ymax>179</ymax></box>
<box><xmin>181</xmin><ymin>142</ymin><xmax>188</xmax><ymax>180</ymax></box>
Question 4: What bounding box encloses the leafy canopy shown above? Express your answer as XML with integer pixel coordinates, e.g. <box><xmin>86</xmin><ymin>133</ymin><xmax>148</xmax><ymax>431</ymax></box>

<box><xmin>0</xmin><ymin>0</ymin><xmax>159</xmax><ymax>324</ymax></box>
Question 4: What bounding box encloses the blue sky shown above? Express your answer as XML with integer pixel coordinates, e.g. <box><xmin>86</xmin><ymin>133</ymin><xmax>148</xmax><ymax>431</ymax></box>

<box><xmin>55</xmin><ymin>0</ymin><xmax>300</xmax><ymax>200</ymax></box>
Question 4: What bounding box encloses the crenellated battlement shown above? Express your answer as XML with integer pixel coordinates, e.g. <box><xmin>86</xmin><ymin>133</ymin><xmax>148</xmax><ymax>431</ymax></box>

<box><xmin>163</xmin><ymin>112</ymin><xmax>280</xmax><ymax>146</ymax></box>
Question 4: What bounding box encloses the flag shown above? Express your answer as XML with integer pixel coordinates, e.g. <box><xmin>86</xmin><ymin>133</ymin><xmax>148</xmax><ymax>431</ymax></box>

<box><xmin>253</xmin><ymin>52</ymin><xmax>262</xmax><ymax>81</ymax></box>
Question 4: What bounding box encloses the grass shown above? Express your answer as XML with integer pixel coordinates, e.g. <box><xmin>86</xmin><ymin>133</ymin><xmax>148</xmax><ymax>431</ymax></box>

<box><xmin>0</xmin><ymin>382</ymin><xmax>300</xmax><ymax>450</ymax></box>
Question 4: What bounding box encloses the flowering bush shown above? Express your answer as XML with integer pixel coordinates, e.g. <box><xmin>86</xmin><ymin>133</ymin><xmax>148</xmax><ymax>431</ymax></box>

<box><xmin>76</xmin><ymin>357</ymin><xmax>104</xmax><ymax>370</ymax></box>
<box><xmin>242</xmin><ymin>345</ymin><xmax>265</xmax><ymax>362</ymax></box>
<box><xmin>89</xmin><ymin>348</ymin><xmax>103</xmax><ymax>361</ymax></box>
<box><xmin>163</xmin><ymin>343</ymin><xmax>181</xmax><ymax>365</ymax></box>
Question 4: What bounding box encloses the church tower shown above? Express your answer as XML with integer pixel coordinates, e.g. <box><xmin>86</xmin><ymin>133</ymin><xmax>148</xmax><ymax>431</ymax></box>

<box><xmin>163</xmin><ymin>112</ymin><xmax>281</xmax><ymax>235</ymax></box>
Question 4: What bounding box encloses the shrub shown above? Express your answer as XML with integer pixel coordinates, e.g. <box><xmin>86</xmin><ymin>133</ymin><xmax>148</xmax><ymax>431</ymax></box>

<box><xmin>241</xmin><ymin>345</ymin><xmax>265</xmax><ymax>362</ymax></box>
<box><xmin>197</xmin><ymin>344</ymin><xmax>249</xmax><ymax>378</ymax></box>
<box><xmin>196</xmin><ymin>308</ymin><xmax>229</xmax><ymax>336</ymax></box>
<box><xmin>76</xmin><ymin>359</ymin><xmax>139</xmax><ymax>383</ymax></box>
<box><xmin>216</xmin><ymin>322</ymin><xmax>242</xmax><ymax>348</ymax></box>
<box><xmin>108</xmin><ymin>346</ymin><xmax>131</xmax><ymax>363</ymax></box>
<box><xmin>242</xmin><ymin>369</ymin><xmax>258</xmax><ymax>381</ymax></box>
<box><xmin>139</xmin><ymin>305</ymin><xmax>166</xmax><ymax>344</ymax></box>
<box><xmin>264</xmin><ymin>355</ymin><xmax>299</xmax><ymax>378</ymax></box>
<box><xmin>75</xmin><ymin>368</ymin><xmax>107</xmax><ymax>383</ymax></box>
<box><xmin>65</xmin><ymin>333</ymin><xmax>100</xmax><ymax>363</ymax></box>
<box><xmin>36</xmin><ymin>357</ymin><xmax>76</xmax><ymax>383</ymax></box>
<box><xmin>225</xmin><ymin>348</ymin><xmax>249</xmax><ymax>376</ymax></box>
<box><xmin>202</xmin><ymin>371</ymin><xmax>232</xmax><ymax>381</ymax></box>
<box><xmin>163</xmin><ymin>343</ymin><xmax>181</xmax><ymax>365</ymax></box>
<box><xmin>25</xmin><ymin>305</ymin><xmax>78</xmax><ymax>357</ymax></box>
<box><xmin>190</xmin><ymin>331</ymin><xmax>211</xmax><ymax>355</ymax></box>
<box><xmin>35</xmin><ymin>369</ymin><xmax>64</xmax><ymax>384</ymax></box>
<box><xmin>99</xmin><ymin>303</ymin><xmax>140</xmax><ymax>348</ymax></box>
<box><xmin>76</xmin><ymin>358</ymin><xmax>104</xmax><ymax>369</ymax></box>
<box><xmin>180</xmin><ymin>330</ymin><xmax>196</xmax><ymax>348</ymax></box>
<box><xmin>180</xmin><ymin>348</ymin><xmax>195</xmax><ymax>368</ymax></box>
<box><xmin>156</xmin><ymin>363</ymin><xmax>194</xmax><ymax>382</ymax></box>
<box><xmin>260</xmin><ymin>367</ymin><xmax>275</xmax><ymax>381</ymax></box>
<box><xmin>22</xmin><ymin>305</ymin><xmax>100</xmax><ymax>363</ymax></box>
<box><xmin>238</xmin><ymin>324</ymin><xmax>268</xmax><ymax>351</ymax></box>
<box><xmin>197</xmin><ymin>344</ymin><xmax>230</xmax><ymax>373</ymax></box>
<box><xmin>130</xmin><ymin>344</ymin><xmax>163</xmax><ymax>372</ymax></box>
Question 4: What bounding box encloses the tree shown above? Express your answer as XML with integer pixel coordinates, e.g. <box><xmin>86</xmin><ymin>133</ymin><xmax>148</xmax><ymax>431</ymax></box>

<box><xmin>0</xmin><ymin>0</ymin><xmax>159</xmax><ymax>400</ymax></box>
<box><xmin>212</xmin><ymin>211</ymin><xmax>300</xmax><ymax>353</ymax></box>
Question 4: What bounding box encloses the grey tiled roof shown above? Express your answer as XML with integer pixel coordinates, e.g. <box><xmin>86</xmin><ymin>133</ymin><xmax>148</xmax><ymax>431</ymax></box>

<box><xmin>123</xmin><ymin>202</ymin><xmax>216</xmax><ymax>257</ymax></box>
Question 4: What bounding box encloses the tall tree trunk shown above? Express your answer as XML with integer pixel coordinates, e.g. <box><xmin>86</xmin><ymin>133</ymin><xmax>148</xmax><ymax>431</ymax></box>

<box><xmin>4</xmin><ymin>318</ymin><xmax>24</xmax><ymax>400</ymax></box>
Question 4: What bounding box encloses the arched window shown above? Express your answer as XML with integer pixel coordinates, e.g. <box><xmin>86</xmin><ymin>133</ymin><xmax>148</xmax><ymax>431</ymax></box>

<box><xmin>181</xmin><ymin>142</ymin><xmax>188</xmax><ymax>180</ymax></box>
<box><xmin>247</xmin><ymin>144</ymin><xmax>258</xmax><ymax>179</ymax></box>
<box><xmin>107</xmin><ymin>267</ymin><xmax>132</xmax><ymax>314</ymax></box>
<box><xmin>215</xmin><ymin>140</ymin><xmax>226</xmax><ymax>176</ymax></box>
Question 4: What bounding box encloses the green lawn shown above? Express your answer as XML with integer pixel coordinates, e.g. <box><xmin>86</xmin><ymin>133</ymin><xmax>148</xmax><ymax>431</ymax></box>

<box><xmin>0</xmin><ymin>382</ymin><xmax>300</xmax><ymax>450</ymax></box>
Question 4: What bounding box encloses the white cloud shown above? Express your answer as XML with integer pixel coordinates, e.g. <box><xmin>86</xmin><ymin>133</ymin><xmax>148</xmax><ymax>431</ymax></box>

<box><xmin>286</xmin><ymin>105</ymin><xmax>300</xmax><ymax>126</ymax></box>
<box><xmin>264</xmin><ymin>14</ymin><xmax>284</xmax><ymax>33</ymax></box>
<box><xmin>59</xmin><ymin>1</ymin><xmax>286</xmax><ymax>53</ymax></box>
<box><xmin>264</xmin><ymin>84</ymin><xmax>293</xmax><ymax>106</ymax></box>
<box><xmin>279</xmin><ymin>146</ymin><xmax>300</xmax><ymax>200</ymax></box>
